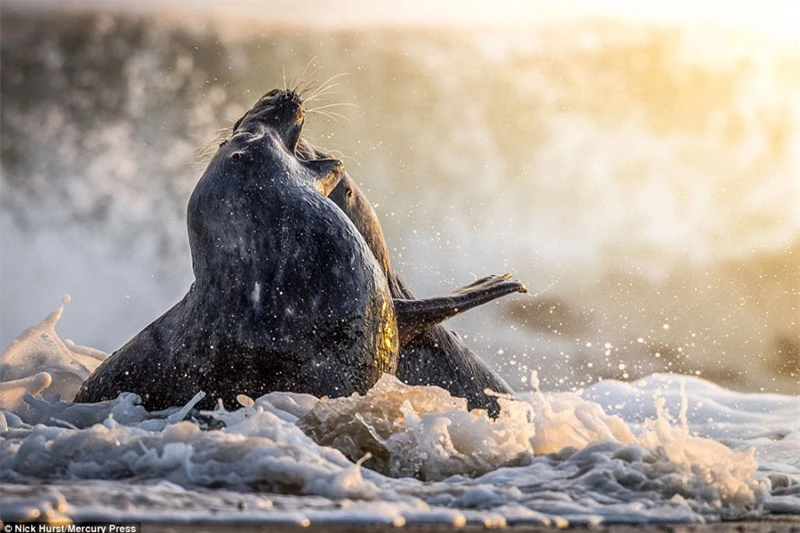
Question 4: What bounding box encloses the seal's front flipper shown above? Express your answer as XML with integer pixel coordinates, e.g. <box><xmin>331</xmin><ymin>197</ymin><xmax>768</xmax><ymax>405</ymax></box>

<box><xmin>394</xmin><ymin>274</ymin><xmax>527</xmax><ymax>346</ymax></box>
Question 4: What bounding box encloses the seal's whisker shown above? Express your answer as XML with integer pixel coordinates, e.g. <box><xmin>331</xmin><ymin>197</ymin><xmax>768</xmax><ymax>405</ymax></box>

<box><xmin>313</xmin><ymin>79</ymin><xmax>344</xmax><ymax>91</ymax></box>
<box><xmin>298</xmin><ymin>76</ymin><xmax>322</xmax><ymax>97</ymax></box>
<box><xmin>311</xmin><ymin>79</ymin><xmax>346</xmax><ymax>99</ymax></box>
<box><xmin>307</xmin><ymin>109</ymin><xmax>341</xmax><ymax>123</ymax></box>
<box><xmin>318</xmin><ymin>71</ymin><xmax>349</xmax><ymax>87</ymax></box>
<box><xmin>282</xmin><ymin>65</ymin><xmax>288</xmax><ymax>91</ymax></box>
<box><xmin>322</xmin><ymin>110</ymin><xmax>351</xmax><ymax>121</ymax></box>
<box><xmin>296</xmin><ymin>74</ymin><xmax>322</xmax><ymax>98</ymax></box>
<box><xmin>325</xmin><ymin>149</ymin><xmax>362</xmax><ymax>167</ymax></box>
<box><xmin>308</xmin><ymin>109</ymin><xmax>351</xmax><ymax>123</ymax></box>
<box><xmin>298</xmin><ymin>80</ymin><xmax>321</xmax><ymax>98</ymax></box>
<box><xmin>305</xmin><ymin>78</ymin><xmax>348</xmax><ymax>103</ymax></box>
<box><xmin>290</xmin><ymin>68</ymin><xmax>302</xmax><ymax>93</ymax></box>
<box><xmin>295</xmin><ymin>79</ymin><xmax>309</xmax><ymax>95</ymax></box>
<box><xmin>195</xmin><ymin>121</ymin><xmax>238</xmax><ymax>168</ymax></box>
<box><xmin>297</xmin><ymin>65</ymin><xmax>327</xmax><ymax>96</ymax></box>
<box><xmin>292</xmin><ymin>57</ymin><xmax>319</xmax><ymax>94</ymax></box>
<box><xmin>302</xmin><ymin>58</ymin><xmax>321</xmax><ymax>85</ymax></box>
<box><xmin>304</xmin><ymin>87</ymin><xmax>344</xmax><ymax>104</ymax></box>
<box><xmin>309</xmin><ymin>102</ymin><xmax>358</xmax><ymax>111</ymax></box>
<box><xmin>308</xmin><ymin>73</ymin><xmax>349</xmax><ymax>99</ymax></box>
<box><xmin>306</xmin><ymin>109</ymin><xmax>338</xmax><ymax>122</ymax></box>
<box><xmin>304</xmin><ymin>82</ymin><xmax>349</xmax><ymax>103</ymax></box>
<box><xmin>295</xmin><ymin>78</ymin><xmax>310</xmax><ymax>94</ymax></box>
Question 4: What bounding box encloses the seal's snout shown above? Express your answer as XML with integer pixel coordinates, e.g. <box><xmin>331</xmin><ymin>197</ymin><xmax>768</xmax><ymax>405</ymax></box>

<box><xmin>231</xmin><ymin>88</ymin><xmax>306</xmax><ymax>153</ymax></box>
<box><xmin>272</xmin><ymin>89</ymin><xmax>304</xmax><ymax>117</ymax></box>
<box><xmin>273</xmin><ymin>90</ymin><xmax>305</xmax><ymax>153</ymax></box>
<box><xmin>278</xmin><ymin>90</ymin><xmax>305</xmax><ymax>120</ymax></box>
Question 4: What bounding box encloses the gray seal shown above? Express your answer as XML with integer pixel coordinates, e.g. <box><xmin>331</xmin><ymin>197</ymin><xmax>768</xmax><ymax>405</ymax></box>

<box><xmin>76</xmin><ymin>89</ymin><xmax>398</xmax><ymax>410</ymax></box>
<box><xmin>297</xmin><ymin>139</ymin><xmax>525</xmax><ymax>416</ymax></box>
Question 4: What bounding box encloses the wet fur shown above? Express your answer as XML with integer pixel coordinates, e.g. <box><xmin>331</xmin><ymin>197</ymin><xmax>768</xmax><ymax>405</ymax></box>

<box><xmin>77</xmin><ymin>90</ymin><xmax>397</xmax><ymax>409</ymax></box>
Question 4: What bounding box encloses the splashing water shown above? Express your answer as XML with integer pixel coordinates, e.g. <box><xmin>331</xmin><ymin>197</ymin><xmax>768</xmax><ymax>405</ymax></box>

<box><xmin>0</xmin><ymin>295</ymin><xmax>108</xmax><ymax>412</ymax></box>
<box><xmin>1</xmin><ymin>298</ymin><xmax>798</xmax><ymax>526</ymax></box>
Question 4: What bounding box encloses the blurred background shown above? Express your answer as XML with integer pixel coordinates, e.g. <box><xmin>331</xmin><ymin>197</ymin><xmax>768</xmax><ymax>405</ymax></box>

<box><xmin>1</xmin><ymin>1</ymin><xmax>798</xmax><ymax>393</ymax></box>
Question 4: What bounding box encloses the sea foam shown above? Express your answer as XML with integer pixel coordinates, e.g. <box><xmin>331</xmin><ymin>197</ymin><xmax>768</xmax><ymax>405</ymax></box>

<box><xmin>1</xmin><ymin>298</ymin><xmax>798</xmax><ymax>526</ymax></box>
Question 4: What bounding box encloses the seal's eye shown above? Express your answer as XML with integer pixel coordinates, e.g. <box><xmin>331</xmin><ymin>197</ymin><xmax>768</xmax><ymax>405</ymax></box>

<box><xmin>231</xmin><ymin>152</ymin><xmax>241</xmax><ymax>163</ymax></box>
<box><xmin>346</xmin><ymin>188</ymin><xmax>354</xmax><ymax>200</ymax></box>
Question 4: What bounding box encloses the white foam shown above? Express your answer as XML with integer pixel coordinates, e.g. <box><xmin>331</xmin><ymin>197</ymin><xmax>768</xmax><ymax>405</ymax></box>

<box><xmin>0</xmin><ymin>372</ymin><xmax>52</xmax><ymax>414</ymax></box>
<box><xmin>0</xmin><ymin>295</ymin><xmax>108</xmax><ymax>410</ymax></box>
<box><xmin>1</xmin><ymin>299</ymin><xmax>798</xmax><ymax>526</ymax></box>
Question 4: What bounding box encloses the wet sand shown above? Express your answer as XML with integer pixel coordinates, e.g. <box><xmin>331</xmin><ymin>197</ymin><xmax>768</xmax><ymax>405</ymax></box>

<box><xmin>143</xmin><ymin>517</ymin><xmax>800</xmax><ymax>533</ymax></box>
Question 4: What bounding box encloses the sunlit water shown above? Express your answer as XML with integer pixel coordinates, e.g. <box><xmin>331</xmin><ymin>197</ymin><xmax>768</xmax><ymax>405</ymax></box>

<box><xmin>1</xmin><ymin>298</ymin><xmax>798</xmax><ymax>526</ymax></box>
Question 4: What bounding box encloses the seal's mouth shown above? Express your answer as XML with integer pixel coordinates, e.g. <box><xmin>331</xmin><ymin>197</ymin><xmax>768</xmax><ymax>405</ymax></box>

<box><xmin>278</xmin><ymin>90</ymin><xmax>305</xmax><ymax>154</ymax></box>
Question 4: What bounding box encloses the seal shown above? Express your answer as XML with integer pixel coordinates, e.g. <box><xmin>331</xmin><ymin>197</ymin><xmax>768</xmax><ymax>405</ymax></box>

<box><xmin>75</xmin><ymin>88</ymin><xmax>399</xmax><ymax>410</ymax></box>
<box><xmin>296</xmin><ymin>139</ymin><xmax>524</xmax><ymax>416</ymax></box>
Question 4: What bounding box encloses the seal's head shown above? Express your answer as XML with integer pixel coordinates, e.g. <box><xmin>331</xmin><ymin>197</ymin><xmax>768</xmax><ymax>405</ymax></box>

<box><xmin>226</xmin><ymin>89</ymin><xmax>343</xmax><ymax>195</ymax></box>
<box><xmin>232</xmin><ymin>88</ymin><xmax>305</xmax><ymax>154</ymax></box>
<box><xmin>188</xmin><ymin>88</ymin><xmax>346</xmax><ymax>283</ymax></box>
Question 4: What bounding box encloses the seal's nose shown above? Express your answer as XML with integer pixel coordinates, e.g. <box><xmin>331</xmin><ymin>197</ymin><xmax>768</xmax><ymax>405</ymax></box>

<box><xmin>283</xmin><ymin>90</ymin><xmax>303</xmax><ymax>104</ymax></box>
<box><xmin>279</xmin><ymin>90</ymin><xmax>305</xmax><ymax>127</ymax></box>
<box><xmin>283</xmin><ymin>90</ymin><xmax>304</xmax><ymax>113</ymax></box>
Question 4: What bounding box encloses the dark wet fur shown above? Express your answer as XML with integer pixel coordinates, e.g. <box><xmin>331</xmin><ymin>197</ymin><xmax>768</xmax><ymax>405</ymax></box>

<box><xmin>76</xmin><ymin>89</ymin><xmax>397</xmax><ymax>409</ymax></box>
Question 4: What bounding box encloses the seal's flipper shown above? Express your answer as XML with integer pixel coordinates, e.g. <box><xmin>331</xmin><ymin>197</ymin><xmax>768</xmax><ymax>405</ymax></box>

<box><xmin>394</xmin><ymin>274</ymin><xmax>527</xmax><ymax>346</ymax></box>
<box><xmin>451</xmin><ymin>273</ymin><xmax>529</xmax><ymax>296</ymax></box>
